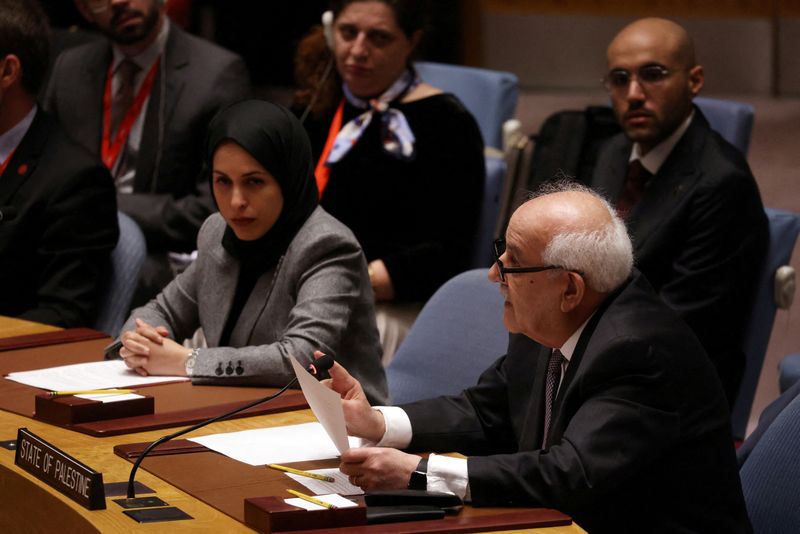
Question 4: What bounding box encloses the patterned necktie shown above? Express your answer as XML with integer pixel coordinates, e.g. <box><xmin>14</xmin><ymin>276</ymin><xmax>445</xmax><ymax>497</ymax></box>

<box><xmin>542</xmin><ymin>349</ymin><xmax>565</xmax><ymax>448</ymax></box>
<box><xmin>616</xmin><ymin>159</ymin><xmax>653</xmax><ymax>218</ymax></box>
<box><xmin>111</xmin><ymin>59</ymin><xmax>140</xmax><ymax>137</ymax></box>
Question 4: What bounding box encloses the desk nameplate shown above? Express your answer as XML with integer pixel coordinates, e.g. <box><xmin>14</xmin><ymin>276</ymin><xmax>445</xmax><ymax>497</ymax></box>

<box><xmin>35</xmin><ymin>393</ymin><xmax>155</xmax><ymax>425</ymax></box>
<box><xmin>14</xmin><ymin>427</ymin><xmax>106</xmax><ymax>510</ymax></box>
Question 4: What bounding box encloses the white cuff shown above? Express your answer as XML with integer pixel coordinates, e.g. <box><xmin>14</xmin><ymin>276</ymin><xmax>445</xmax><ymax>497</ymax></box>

<box><xmin>372</xmin><ymin>406</ymin><xmax>412</xmax><ymax>448</ymax></box>
<box><xmin>427</xmin><ymin>454</ymin><xmax>471</xmax><ymax>501</ymax></box>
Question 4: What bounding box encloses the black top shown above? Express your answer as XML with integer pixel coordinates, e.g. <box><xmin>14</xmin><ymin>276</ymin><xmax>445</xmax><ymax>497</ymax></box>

<box><xmin>304</xmin><ymin>93</ymin><xmax>485</xmax><ymax>302</ymax></box>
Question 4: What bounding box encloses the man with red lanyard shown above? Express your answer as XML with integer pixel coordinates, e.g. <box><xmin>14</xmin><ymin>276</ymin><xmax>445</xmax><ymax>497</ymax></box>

<box><xmin>44</xmin><ymin>0</ymin><xmax>250</xmax><ymax>304</ymax></box>
<box><xmin>0</xmin><ymin>0</ymin><xmax>118</xmax><ymax>327</ymax></box>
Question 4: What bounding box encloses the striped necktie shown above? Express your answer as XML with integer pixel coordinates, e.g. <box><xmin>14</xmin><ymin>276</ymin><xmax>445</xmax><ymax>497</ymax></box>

<box><xmin>542</xmin><ymin>348</ymin><xmax>565</xmax><ymax>448</ymax></box>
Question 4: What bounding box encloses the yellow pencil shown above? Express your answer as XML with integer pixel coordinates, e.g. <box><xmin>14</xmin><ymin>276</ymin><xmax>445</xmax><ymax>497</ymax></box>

<box><xmin>286</xmin><ymin>489</ymin><xmax>337</xmax><ymax>509</ymax></box>
<box><xmin>47</xmin><ymin>389</ymin><xmax>137</xmax><ymax>397</ymax></box>
<box><xmin>268</xmin><ymin>463</ymin><xmax>335</xmax><ymax>482</ymax></box>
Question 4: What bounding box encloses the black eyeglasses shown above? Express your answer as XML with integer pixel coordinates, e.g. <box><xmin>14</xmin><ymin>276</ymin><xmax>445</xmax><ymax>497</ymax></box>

<box><xmin>602</xmin><ymin>64</ymin><xmax>671</xmax><ymax>92</ymax></box>
<box><xmin>492</xmin><ymin>238</ymin><xmax>562</xmax><ymax>282</ymax></box>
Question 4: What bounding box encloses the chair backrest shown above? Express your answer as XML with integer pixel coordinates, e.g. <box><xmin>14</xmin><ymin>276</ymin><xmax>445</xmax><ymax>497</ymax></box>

<box><xmin>94</xmin><ymin>212</ymin><xmax>147</xmax><ymax>337</ymax></box>
<box><xmin>413</xmin><ymin>62</ymin><xmax>518</xmax><ymax>267</ymax></box>
<box><xmin>414</xmin><ymin>61</ymin><xmax>518</xmax><ymax>150</ymax></box>
<box><xmin>694</xmin><ymin>96</ymin><xmax>755</xmax><ymax>156</ymax></box>
<box><xmin>387</xmin><ymin>269</ymin><xmax>507</xmax><ymax>404</ymax></box>
<box><xmin>740</xmin><ymin>389</ymin><xmax>800</xmax><ymax>532</ymax></box>
<box><xmin>472</xmin><ymin>155</ymin><xmax>506</xmax><ymax>268</ymax></box>
<box><xmin>731</xmin><ymin>208</ymin><xmax>800</xmax><ymax>439</ymax></box>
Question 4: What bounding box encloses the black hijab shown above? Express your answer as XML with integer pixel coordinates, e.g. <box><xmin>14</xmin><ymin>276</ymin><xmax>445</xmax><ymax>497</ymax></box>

<box><xmin>205</xmin><ymin>101</ymin><xmax>318</xmax><ymax>345</ymax></box>
<box><xmin>206</xmin><ymin>100</ymin><xmax>319</xmax><ymax>269</ymax></box>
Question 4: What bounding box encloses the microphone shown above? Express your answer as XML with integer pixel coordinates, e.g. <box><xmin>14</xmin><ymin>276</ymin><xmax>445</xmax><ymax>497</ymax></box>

<box><xmin>0</xmin><ymin>206</ymin><xmax>18</xmax><ymax>222</ymax></box>
<box><xmin>125</xmin><ymin>354</ymin><xmax>335</xmax><ymax>500</ymax></box>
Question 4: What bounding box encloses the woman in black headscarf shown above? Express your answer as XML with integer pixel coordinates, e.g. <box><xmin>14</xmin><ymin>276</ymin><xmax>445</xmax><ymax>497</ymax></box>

<box><xmin>114</xmin><ymin>100</ymin><xmax>388</xmax><ymax>404</ymax></box>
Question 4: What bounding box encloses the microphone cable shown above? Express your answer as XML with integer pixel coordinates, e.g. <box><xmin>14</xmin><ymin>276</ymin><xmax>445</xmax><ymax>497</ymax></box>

<box><xmin>125</xmin><ymin>354</ymin><xmax>334</xmax><ymax>499</ymax></box>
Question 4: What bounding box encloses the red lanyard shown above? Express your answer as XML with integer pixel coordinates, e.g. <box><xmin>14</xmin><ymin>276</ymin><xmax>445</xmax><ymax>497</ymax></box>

<box><xmin>314</xmin><ymin>98</ymin><xmax>345</xmax><ymax>198</ymax></box>
<box><xmin>0</xmin><ymin>148</ymin><xmax>16</xmax><ymax>177</ymax></box>
<box><xmin>101</xmin><ymin>58</ymin><xmax>160</xmax><ymax>170</ymax></box>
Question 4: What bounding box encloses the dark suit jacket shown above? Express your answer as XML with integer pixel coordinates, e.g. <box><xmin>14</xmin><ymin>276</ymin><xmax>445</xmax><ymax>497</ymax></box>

<box><xmin>402</xmin><ymin>273</ymin><xmax>751</xmax><ymax>534</ymax></box>
<box><xmin>43</xmin><ymin>23</ymin><xmax>250</xmax><ymax>252</ymax></box>
<box><xmin>0</xmin><ymin>110</ymin><xmax>118</xmax><ymax>327</ymax></box>
<box><xmin>591</xmin><ymin>109</ymin><xmax>768</xmax><ymax>405</ymax></box>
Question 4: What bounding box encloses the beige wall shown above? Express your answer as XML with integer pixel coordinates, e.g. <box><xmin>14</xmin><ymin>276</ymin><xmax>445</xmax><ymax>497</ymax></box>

<box><xmin>480</xmin><ymin>13</ymin><xmax>796</xmax><ymax>96</ymax></box>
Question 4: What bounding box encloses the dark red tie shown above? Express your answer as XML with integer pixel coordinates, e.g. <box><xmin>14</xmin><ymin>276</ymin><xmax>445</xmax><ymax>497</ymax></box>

<box><xmin>111</xmin><ymin>59</ymin><xmax>140</xmax><ymax>137</ymax></box>
<box><xmin>617</xmin><ymin>159</ymin><xmax>652</xmax><ymax>218</ymax></box>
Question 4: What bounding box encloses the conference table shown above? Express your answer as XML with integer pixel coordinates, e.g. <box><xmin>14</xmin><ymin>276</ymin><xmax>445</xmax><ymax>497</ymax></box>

<box><xmin>0</xmin><ymin>316</ymin><xmax>586</xmax><ymax>533</ymax></box>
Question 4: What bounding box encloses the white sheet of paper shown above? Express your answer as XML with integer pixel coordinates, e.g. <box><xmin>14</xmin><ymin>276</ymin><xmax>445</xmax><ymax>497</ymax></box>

<box><xmin>285</xmin><ymin>493</ymin><xmax>357</xmax><ymax>511</ymax></box>
<box><xmin>289</xmin><ymin>354</ymin><xmax>350</xmax><ymax>454</ymax></box>
<box><xmin>188</xmin><ymin>422</ymin><xmax>361</xmax><ymax>466</ymax></box>
<box><xmin>74</xmin><ymin>393</ymin><xmax>145</xmax><ymax>403</ymax></box>
<box><xmin>5</xmin><ymin>360</ymin><xmax>189</xmax><ymax>391</ymax></box>
<box><xmin>285</xmin><ymin>468</ymin><xmax>364</xmax><ymax>496</ymax></box>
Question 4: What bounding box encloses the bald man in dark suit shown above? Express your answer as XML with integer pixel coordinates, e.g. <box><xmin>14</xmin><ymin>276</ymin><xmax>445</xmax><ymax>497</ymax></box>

<box><xmin>591</xmin><ymin>18</ymin><xmax>767</xmax><ymax>406</ymax></box>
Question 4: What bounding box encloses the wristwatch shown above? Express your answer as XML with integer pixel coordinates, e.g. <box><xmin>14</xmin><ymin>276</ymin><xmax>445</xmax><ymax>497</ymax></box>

<box><xmin>184</xmin><ymin>348</ymin><xmax>198</xmax><ymax>376</ymax></box>
<box><xmin>407</xmin><ymin>458</ymin><xmax>428</xmax><ymax>490</ymax></box>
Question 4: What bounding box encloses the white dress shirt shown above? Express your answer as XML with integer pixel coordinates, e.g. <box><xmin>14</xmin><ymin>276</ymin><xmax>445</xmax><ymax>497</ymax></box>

<box><xmin>629</xmin><ymin>111</ymin><xmax>694</xmax><ymax>174</ymax></box>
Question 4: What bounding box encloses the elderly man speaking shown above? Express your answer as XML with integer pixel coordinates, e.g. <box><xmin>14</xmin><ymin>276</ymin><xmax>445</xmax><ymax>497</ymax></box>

<box><xmin>316</xmin><ymin>183</ymin><xmax>750</xmax><ymax>534</ymax></box>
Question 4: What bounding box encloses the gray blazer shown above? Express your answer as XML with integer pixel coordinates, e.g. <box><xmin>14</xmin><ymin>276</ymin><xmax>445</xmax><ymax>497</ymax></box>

<box><xmin>120</xmin><ymin>207</ymin><xmax>388</xmax><ymax>404</ymax></box>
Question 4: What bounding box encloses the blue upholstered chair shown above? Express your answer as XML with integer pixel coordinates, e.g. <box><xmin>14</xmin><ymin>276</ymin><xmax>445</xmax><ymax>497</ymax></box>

<box><xmin>387</xmin><ymin>269</ymin><xmax>506</xmax><ymax>404</ymax></box>
<box><xmin>730</xmin><ymin>208</ymin><xmax>800</xmax><ymax>439</ymax></box>
<box><xmin>414</xmin><ymin>61</ymin><xmax>519</xmax><ymax>267</ymax></box>
<box><xmin>778</xmin><ymin>353</ymin><xmax>800</xmax><ymax>393</ymax></box>
<box><xmin>694</xmin><ymin>96</ymin><xmax>755</xmax><ymax>156</ymax></box>
<box><xmin>414</xmin><ymin>61</ymin><xmax>518</xmax><ymax>151</ymax></box>
<box><xmin>94</xmin><ymin>212</ymin><xmax>147</xmax><ymax>337</ymax></box>
<box><xmin>739</xmin><ymin>386</ymin><xmax>800</xmax><ymax>533</ymax></box>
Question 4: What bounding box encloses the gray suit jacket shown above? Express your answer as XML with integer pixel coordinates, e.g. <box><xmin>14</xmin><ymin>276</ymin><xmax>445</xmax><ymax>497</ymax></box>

<box><xmin>43</xmin><ymin>23</ymin><xmax>250</xmax><ymax>252</ymax></box>
<box><xmin>121</xmin><ymin>207</ymin><xmax>388</xmax><ymax>405</ymax></box>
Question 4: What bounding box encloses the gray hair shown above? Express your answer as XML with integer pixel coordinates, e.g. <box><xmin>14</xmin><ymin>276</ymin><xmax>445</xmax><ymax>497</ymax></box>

<box><xmin>531</xmin><ymin>181</ymin><xmax>633</xmax><ymax>293</ymax></box>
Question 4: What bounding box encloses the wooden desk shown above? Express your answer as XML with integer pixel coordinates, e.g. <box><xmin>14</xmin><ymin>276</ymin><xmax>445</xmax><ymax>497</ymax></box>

<box><xmin>0</xmin><ymin>315</ymin><xmax>60</xmax><ymax>339</ymax></box>
<box><xmin>0</xmin><ymin>408</ymin><xmax>586</xmax><ymax>533</ymax></box>
<box><xmin>0</xmin><ymin>322</ymin><xmax>586</xmax><ymax>533</ymax></box>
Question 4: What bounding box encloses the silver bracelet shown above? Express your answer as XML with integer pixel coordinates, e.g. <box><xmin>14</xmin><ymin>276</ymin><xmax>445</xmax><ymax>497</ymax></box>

<box><xmin>184</xmin><ymin>348</ymin><xmax>199</xmax><ymax>376</ymax></box>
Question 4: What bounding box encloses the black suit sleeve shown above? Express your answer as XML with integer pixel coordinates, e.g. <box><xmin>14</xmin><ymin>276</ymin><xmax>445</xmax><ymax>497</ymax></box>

<box><xmin>403</xmin><ymin>354</ymin><xmax>519</xmax><ymax>456</ymax></box>
<box><xmin>404</xmin><ymin>339</ymin><xmax>685</xmax><ymax>511</ymax></box>
<box><xmin>469</xmin><ymin>339</ymin><xmax>682</xmax><ymax>510</ymax></box>
<box><xmin>19</xmin><ymin>160</ymin><xmax>119</xmax><ymax>327</ymax></box>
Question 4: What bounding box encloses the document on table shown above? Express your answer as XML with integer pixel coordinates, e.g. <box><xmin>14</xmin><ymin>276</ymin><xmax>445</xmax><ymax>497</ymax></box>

<box><xmin>188</xmin><ymin>422</ymin><xmax>361</xmax><ymax>466</ymax></box>
<box><xmin>187</xmin><ymin>354</ymin><xmax>356</xmax><ymax>466</ymax></box>
<box><xmin>285</xmin><ymin>493</ymin><xmax>358</xmax><ymax>511</ymax></box>
<box><xmin>4</xmin><ymin>360</ymin><xmax>190</xmax><ymax>391</ymax></box>
<box><xmin>75</xmin><ymin>393</ymin><xmax>146</xmax><ymax>403</ymax></box>
<box><xmin>285</xmin><ymin>468</ymin><xmax>364</xmax><ymax>496</ymax></box>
